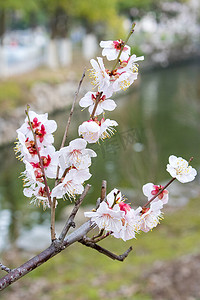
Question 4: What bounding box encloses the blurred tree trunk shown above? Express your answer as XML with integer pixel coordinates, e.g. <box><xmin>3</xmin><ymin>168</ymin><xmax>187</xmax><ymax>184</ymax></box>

<box><xmin>0</xmin><ymin>8</ymin><xmax>5</xmax><ymax>46</ymax></box>
<box><xmin>47</xmin><ymin>7</ymin><xmax>71</xmax><ymax>68</ymax></box>
<box><xmin>0</xmin><ymin>9</ymin><xmax>6</xmax><ymax>77</ymax></box>
<box><xmin>50</xmin><ymin>7</ymin><xmax>68</xmax><ymax>39</ymax></box>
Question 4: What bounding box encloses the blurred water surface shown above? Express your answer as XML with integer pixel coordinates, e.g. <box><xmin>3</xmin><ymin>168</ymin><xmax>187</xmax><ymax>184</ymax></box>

<box><xmin>0</xmin><ymin>61</ymin><xmax>200</xmax><ymax>251</ymax></box>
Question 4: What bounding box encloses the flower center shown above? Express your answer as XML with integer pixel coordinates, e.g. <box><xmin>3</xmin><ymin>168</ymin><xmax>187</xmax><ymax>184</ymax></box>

<box><xmin>113</xmin><ymin>39</ymin><xmax>125</xmax><ymax>50</ymax></box>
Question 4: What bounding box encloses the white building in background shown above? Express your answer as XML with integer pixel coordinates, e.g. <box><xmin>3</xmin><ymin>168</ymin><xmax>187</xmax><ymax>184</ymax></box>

<box><xmin>82</xmin><ymin>33</ymin><xmax>98</xmax><ymax>60</ymax></box>
<box><xmin>0</xmin><ymin>28</ymin><xmax>48</xmax><ymax>78</ymax></box>
<box><xmin>46</xmin><ymin>38</ymin><xmax>73</xmax><ymax>69</ymax></box>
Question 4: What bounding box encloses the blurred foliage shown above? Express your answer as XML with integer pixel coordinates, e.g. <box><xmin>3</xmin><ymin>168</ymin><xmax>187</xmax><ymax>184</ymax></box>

<box><xmin>0</xmin><ymin>0</ymin><xmax>193</xmax><ymax>39</ymax></box>
<box><xmin>116</xmin><ymin>0</ymin><xmax>189</xmax><ymax>19</ymax></box>
<box><xmin>0</xmin><ymin>0</ymin><xmax>126</xmax><ymax>38</ymax></box>
<box><xmin>0</xmin><ymin>0</ymin><xmax>38</xmax><ymax>11</ymax></box>
<box><xmin>117</xmin><ymin>0</ymin><xmax>160</xmax><ymax>14</ymax></box>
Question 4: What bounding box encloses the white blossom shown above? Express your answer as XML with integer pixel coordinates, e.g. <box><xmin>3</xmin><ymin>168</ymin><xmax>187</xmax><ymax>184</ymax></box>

<box><xmin>112</xmin><ymin>209</ymin><xmax>140</xmax><ymax>241</ymax></box>
<box><xmin>142</xmin><ymin>183</ymin><xmax>169</xmax><ymax>205</ymax></box>
<box><xmin>166</xmin><ymin>155</ymin><xmax>197</xmax><ymax>183</ymax></box>
<box><xmin>137</xmin><ymin>200</ymin><xmax>163</xmax><ymax>233</ymax></box>
<box><xmin>17</xmin><ymin>111</ymin><xmax>57</xmax><ymax>146</ymax></box>
<box><xmin>90</xmin><ymin>57</ymin><xmax>111</xmax><ymax>95</ymax></box>
<box><xmin>84</xmin><ymin>201</ymin><xmax>124</xmax><ymax>233</ymax></box>
<box><xmin>79</xmin><ymin>91</ymin><xmax>116</xmax><ymax>116</ymax></box>
<box><xmin>100</xmin><ymin>39</ymin><xmax>131</xmax><ymax>61</ymax></box>
<box><xmin>78</xmin><ymin>120</ymin><xmax>100</xmax><ymax>143</ymax></box>
<box><xmin>51</xmin><ymin>168</ymin><xmax>91</xmax><ymax>200</ymax></box>
<box><xmin>99</xmin><ymin>118</ymin><xmax>118</xmax><ymax>140</ymax></box>
<box><xmin>58</xmin><ymin>138</ymin><xmax>96</xmax><ymax>172</ymax></box>
<box><xmin>24</xmin><ymin>182</ymin><xmax>51</xmax><ymax>210</ymax></box>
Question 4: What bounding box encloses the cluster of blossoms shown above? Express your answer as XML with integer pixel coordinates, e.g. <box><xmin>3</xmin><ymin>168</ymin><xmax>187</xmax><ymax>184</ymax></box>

<box><xmin>15</xmin><ymin>111</ymin><xmax>96</xmax><ymax>208</ymax></box>
<box><xmin>15</xmin><ymin>111</ymin><xmax>58</xmax><ymax>208</ymax></box>
<box><xmin>16</xmin><ymin>37</ymin><xmax>143</xmax><ymax>208</ymax></box>
<box><xmin>15</xmin><ymin>31</ymin><xmax>197</xmax><ymax>245</ymax></box>
<box><xmin>85</xmin><ymin>155</ymin><xmax>197</xmax><ymax>241</ymax></box>
<box><xmin>78</xmin><ymin>39</ymin><xmax>144</xmax><ymax>144</ymax></box>
<box><xmin>85</xmin><ymin>186</ymin><xmax>164</xmax><ymax>241</ymax></box>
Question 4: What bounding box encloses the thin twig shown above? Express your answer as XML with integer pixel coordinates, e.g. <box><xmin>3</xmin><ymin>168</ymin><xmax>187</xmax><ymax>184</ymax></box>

<box><xmin>51</xmin><ymin>70</ymin><xmax>86</xmax><ymax>240</ymax></box>
<box><xmin>79</xmin><ymin>238</ymin><xmax>133</xmax><ymax>261</ymax></box>
<box><xmin>101</xmin><ymin>180</ymin><xmax>107</xmax><ymax>202</ymax></box>
<box><xmin>92</xmin><ymin>232</ymin><xmax>110</xmax><ymax>243</ymax></box>
<box><xmin>91</xmin><ymin>229</ymin><xmax>104</xmax><ymax>241</ymax></box>
<box><xmin>59</xmin><ymin>184</ymin><xmax>91</xmax><ymax>243</ymax></box>
<box><xmin>25</xmin><ymin>107</ymin><xmax>52</xmax><ymax>208</ymax></box>
<box><xmin>55</xmin><ymin>69</ymin><xmax>86</xmax><ymax>182</ymax></box>
<box><xmin>0</xmin><ymin>263</ymin><xmax>11</xmax><ymax>273</ymax></box>
<box><xmin>60</xmin><ymin>69</ymin><xmax>86</xmax><ymax>150</ymax></box>
<box><xmin>86</xmin><ymin>231</ymin><xmax>110</xmax><ymax>243</ymax></box>
<box><xmin>96</xmin><ymin>180</ymin><xmax>107</xmax><ymax>210</ymax></box>
<box><xmin>143</xmin><ymin>177</ymin><xmax>176</xmax><ymax>208</ymax></box>
<box><xmin>90</xmin><ymin>92</ymin><xmax>103</xmax><ymax>119</ymax></box>
<box><xmin>112</xmin><ymin>22</ymin><xmax>136</xmax><ymax>71</ymax></box>
<box><xmin>50</xmin><ymin>197</ymin><xmax>57</xmax><ymax>241</ymax></box>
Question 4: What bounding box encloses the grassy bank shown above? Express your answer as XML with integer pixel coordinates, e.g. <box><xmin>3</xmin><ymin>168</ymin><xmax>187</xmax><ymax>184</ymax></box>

<box><xmin>1</xmin><ymin>196</ymin><xmax>200</xmax><ymax>300</ymax></box>
<box><xmin>0</xmin><ymin>64</ymin><xmax>86</xmax><ymax>116</ymax></box>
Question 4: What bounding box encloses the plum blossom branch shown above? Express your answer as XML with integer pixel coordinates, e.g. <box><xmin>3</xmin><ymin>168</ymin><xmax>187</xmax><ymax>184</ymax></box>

<box><xmin>7</xmin><ymin>23</ymin><xmax>198</xmax><ymax>292</ymax></box>
<box><xmin>59</xmin><ymin>184</ymin><xmax>91</xmax><ymax>243</ymax></box>
<box><xmin>0</xmin><ymin>218</ymin><xmax>96</xmax><ymax>291</ymax></box>
<box><xmin>143</xmin><ymin>156</ymin><xmax>196</xmax><ymax>208</ymax></box>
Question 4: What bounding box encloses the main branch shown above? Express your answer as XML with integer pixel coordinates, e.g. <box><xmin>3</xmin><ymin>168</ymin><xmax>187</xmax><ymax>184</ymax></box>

<box><xmin>0</xmin><ymin>220</ymin><xmax>94</xmax><ymax>291</ymax></box>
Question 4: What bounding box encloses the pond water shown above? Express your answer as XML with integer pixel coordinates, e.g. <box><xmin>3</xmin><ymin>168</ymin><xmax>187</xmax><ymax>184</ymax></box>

<box><xmin>0</xmin><ymin>61</ymin><xmax>200</xmax><ymax>252</ymax></box>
